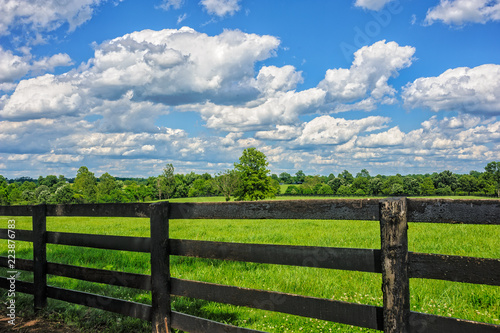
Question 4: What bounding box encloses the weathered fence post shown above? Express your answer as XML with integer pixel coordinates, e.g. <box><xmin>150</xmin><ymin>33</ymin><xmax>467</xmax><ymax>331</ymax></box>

<box><xmin>379</xmin><ymin>197</ymin><xmax>410</xmax><ymax>333</ymax></box>
<box><xmin>32</xmin><ymin>204</ymin><xmax>47</xmax><ymax>311</ymax></box>
<box><xmin>150</xmin><ymin>202</ymin><xmax>171</xmax><ymax>333</ymax></box>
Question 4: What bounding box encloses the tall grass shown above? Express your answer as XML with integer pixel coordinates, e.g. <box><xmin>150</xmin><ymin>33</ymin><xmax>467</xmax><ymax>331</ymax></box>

<box><xmin>1</xmin><ymin>198</ymin><xmax>499</xmax><ymax>332</ymax></box>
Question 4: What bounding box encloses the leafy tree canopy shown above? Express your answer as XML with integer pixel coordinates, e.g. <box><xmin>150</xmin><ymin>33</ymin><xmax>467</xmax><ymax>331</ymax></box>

<box><xmin>234</xmin><ymin>148</ymin><xmax>275</xmax><ymax>201</ymax></box>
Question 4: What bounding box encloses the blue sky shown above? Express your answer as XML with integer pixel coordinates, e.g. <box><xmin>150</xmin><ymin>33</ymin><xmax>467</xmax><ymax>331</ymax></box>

<box><xmin>0</xmin><ymin>0</ymin><xmax>499</xmax><ymax>179</ymax></box>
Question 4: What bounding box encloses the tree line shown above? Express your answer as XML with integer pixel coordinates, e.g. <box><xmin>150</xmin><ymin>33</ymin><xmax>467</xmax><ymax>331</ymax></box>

<box><xmin>0</xmin><ymin>149</ymin><xmax>499</xmax><ymax>205</ymax></box>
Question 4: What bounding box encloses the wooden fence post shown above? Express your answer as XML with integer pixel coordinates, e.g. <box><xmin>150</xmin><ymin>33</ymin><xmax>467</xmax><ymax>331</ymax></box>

<box><xmin>150</xmin><ymin>202</ymin><xmax>171</xmax><ymax>333</ymax></box>
<box><xmin>32</xmin><ymin>204</ymin><xmax>47</xmax><ymax>311</ymax></box>
<box><xmin>379</xmin><ymin>197</ymin><xmax>410</xmax><ymax>333</ymax></box>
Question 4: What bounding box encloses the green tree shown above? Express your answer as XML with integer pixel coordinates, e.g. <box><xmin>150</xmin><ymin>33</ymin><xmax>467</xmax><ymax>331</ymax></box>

<box><xmin>188</xmin><ymin>178</ymin><xmax>209</xmax><ymax>197</ymax></box>
<box><xmin>336</xmin><ymin>185</ymin><xmax>352</xmax><ymax>196</ymax></box>
<box><xmin>356</xmin><ymin>169</ymin><xmax>371</xmax><ymax>179</ymax></box>
<box><xmin>158</xmin><ymin>164</ymin><xmax>176</xmax><ymax>199</ymax></box>
<box><xmin>295</xmin><ymin>170</ymin><xmax>306</xmax><ymax>183</ymax></box>
<box><xmin>97</xmin><ymin>173</ymin><xmax>118</xmax><ymax>197</ymax></box>
<box><xmin>458</xmin><ymin>174</ymin><xmax>479</xmax><ymax>195</ymax></box>
<box><xmin>215</xmin><ymin>169</ymin><xmax>241</xmax><ymax>201</ymax></box>
<box><xmin>352</xmin><ymin>177</ymin><xmax>369</xmax><ymax>193</ymax></box>
<box><xmin>433</xmin><ymin>170</ymin><xmax>459</xmax><ymax>193</ymax></box>
<box><xmin>7</xmin><ymin>184</ymin><xmax>22</xmax><ymax>204</ymax></box>
<box><xmin>338</xmin><ymin>170</ymin><xmax>354</xmax><ymax>185</ymax></box>
<box><xmin>285</xmin><ymin>185</ymin><xmax>300</xmax><ymax>195</ymax></box>
<box><xmin>234</xmin><ymin>148</ymin><xmax>275</xmax><ymax>201</ymax></box>
<box><xmin>327</xmin><ymin>177</ymin><xmax>342</xmax><ymax>194</ymax></box>
<box><xmin>403</xmin><ymin>177</ymin><xmax>420</xmax><ymax>196</ymax></box>
<box><xmin>0</xmin><ymin>175</ymin><xmax>8</xmax><ymax>188</ymax></box>
<box><xmin>368</xmin><ymin>177</ymin><xmax>383</xmax><ymax>196</ymax></box>
<box><xmin>0</xmin><ymin>188</ymin><xmax>8</xmax><ymax>205</ymax></box>
<box><xmin>317</xmin><ymin>184</ymin><xmax>334</xmax><ymax>195</ymax></box>
<box><xmin>419</xmin><ymin>177</ymin><xmax>436</xmax><ymax>196</ymax></box>
<box><xmin>53</xmin><ymin>184</ymin><xmax>75</xmax><ymax>204</ymax></box>
<box><xmin>485</xmin><ymin>161</ymin><xmax>500</xmax><ymax>197</ymax></box>
<box><xmin>73</xmin><ymin>166</ymin><xmax>97</xmax><ymax>203</ymax></box>
<box><xmin>279</xmin><ymin>172</ymin><xmax>292</xmax><ymax>184</ymax></box>
<box><xmin>302</xmin><ymin>176</ymin><xmax>322</xmax><ymax>192</ymax></box>
<box><xmin>390</xmin><ymin>183</ymin><xmax>405</xmax><ymax>196</ymax></box>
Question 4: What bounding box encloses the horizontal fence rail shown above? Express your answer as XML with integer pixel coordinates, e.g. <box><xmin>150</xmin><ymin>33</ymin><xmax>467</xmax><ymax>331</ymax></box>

<box><xmin>1</xmin><ymin>198</ymin><xmax>500</xmax><ymax>223</ymax></box>
<box><xmin>1</xmin><ymin>198</ymin><xmax>499</xmax><ymax>333</ymax></box>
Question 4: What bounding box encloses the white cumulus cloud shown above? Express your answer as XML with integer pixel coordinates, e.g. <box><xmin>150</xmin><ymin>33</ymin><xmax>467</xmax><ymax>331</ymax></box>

<box><xmin>318</xmin><ymin>40</ymin><xmax>415</xmax><ymax>110</ymax></box>
<box><xmin>403</xmin><ymin>64</ymin><xmax>500</xmax><ymax>115</ymax></box>
<box><xmin>0</xmin><ymin>0</ymin><xmax>109</xmax><ymax>36</ymax></box>
<box><xmin>356</xmin><ymin>126</ymin><xmax>405</xmax><ymax>147</ymax></box>
<box><xmin>425</xmin><ymin>0</ymin><xmax>500</xmax><ymax>25</ymax></box>
<box><xmin>293</xmin><ymin>115</ymin><xmax>390</xmax><ymax>146</ymax></box>
<box><xmin>1</xmin><ymin>74</ymin><xmax>83</xmax><ymax>119</ymax></box>
<box><xmin>0</xmin><ymin>47</ymin><xmax>72</xmax><ymax>84</ymax></box>
<box><xmin>200</xmin><ymin>0</ymin><xmax>241</xmax><ymax>17</ymax></box>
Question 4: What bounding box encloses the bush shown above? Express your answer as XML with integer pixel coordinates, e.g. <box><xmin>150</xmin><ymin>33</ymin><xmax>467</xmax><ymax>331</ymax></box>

<box><xmin>285</xmin><ymin>185</ymin><xmax>300</xmax><ymax>195</ymax></box>
<box><xmin>317</xmin><ymin>184</ymin><xmax>334</xmax><ymax>195</ymax></box>
<box><xmin>354</xmin><ymin>189</ymin><xmax>366</xmax><ymax>196</ymax></box>
<box><xmin>435</xmin><ymin>186</ymin><xmax>453</xmax><ymax>196</ymax></box>
<box><xmin>336</xmin><ymin>185</ymin><xmax>352</xmax><ymax>196</ymax></box>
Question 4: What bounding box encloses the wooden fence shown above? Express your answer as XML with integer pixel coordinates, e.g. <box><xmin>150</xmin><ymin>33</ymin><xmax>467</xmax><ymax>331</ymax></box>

<box><xmin>0</xmin><ymin>198</ymin><xmax>499</xmax><ymax>333</ymax></box>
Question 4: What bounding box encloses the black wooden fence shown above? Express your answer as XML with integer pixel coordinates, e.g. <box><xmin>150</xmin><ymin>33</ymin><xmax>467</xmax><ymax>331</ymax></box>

<box><xmin>0</xmin><ymin>198</ymin><xmax>499</xmax><ymax>333</ymax></box>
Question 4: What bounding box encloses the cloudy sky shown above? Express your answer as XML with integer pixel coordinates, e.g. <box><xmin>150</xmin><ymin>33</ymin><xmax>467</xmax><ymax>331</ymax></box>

<box><xmin>0</xmin><ymin>0</ymin><xmax>499</xmax><ymax>178</ymax></box>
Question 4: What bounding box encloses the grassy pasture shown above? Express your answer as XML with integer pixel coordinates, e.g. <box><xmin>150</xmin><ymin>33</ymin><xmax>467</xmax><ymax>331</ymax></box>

<box><xmin>1</xmin><ymin>197</ymin><xmax>499</xmax><ymax>332</ymax></box>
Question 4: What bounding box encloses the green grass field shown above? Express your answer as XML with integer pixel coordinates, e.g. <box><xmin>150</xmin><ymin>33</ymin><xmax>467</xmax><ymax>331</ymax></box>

<box><xmin>1</xmin><ymin>197</ymin><xmax>499</xmax><ymax>332</ymax></box>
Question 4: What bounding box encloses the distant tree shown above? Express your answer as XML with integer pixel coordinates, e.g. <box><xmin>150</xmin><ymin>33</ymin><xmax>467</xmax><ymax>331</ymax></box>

<box><xmin>53</xmin><ymin>184</ymin><xmax>75</xmax><ymax>204</ymax></box>
<box><xmin>158</xmin><ymin>164</ymin><xmax>176</xmax><ymax>199</ymax></box>
<box><xmin>234</xmin><ymin>148</ymin><xmax>275</xmax><ymax>201</ymax></box>
<box><xmin>317</xmin><ymin>184</ymin><xmax>334</xmax><ymax>195</ymax></box>
<box><xmin>368</xmin><ymin>177</ymin><xmax>383</xmax><ymax>196</ymax></box>
<box><xmin>6</xmin><ymin>184</ymin><xmax>22</xmax><ymax>204</ymax></box>
<box><xmin>174</xmin><ymin>174</ymin><xmax>190</xmax><ymax>198</ymax></box>
<box><xmin>390</xmin><ymin>183</ymin><xmax>405</xmax><ymax>196</ymax></box>
<box><xmin>0</xmin><ymin>188</ymin><xmax>8</xmax><ymax>205</ymax></box>
<box><xmin>215</xmin><ymin>169</ymin><xmax>241</xmax><ymax>201</ymax></box>
<box><xmin>433</xmin><ymin>170</ymin><xmax>459</xmax><ymax>192</ymax></box>
<box><xmin>435</xmin><ymin>186</ymin><xmax>453</xmax><ymax>196</ymax></box>
<box><xmin>337</xmin><ymin>185</ymin><xmax>352</xmax><ymax>196</ymax></box>
<box><xmin>269</xmin><ymin>178</ymin><xmax>281</xmax><ymax>196</ymax></box>
<box><xmin>354</xmin><ymin>189</ymin><xmax>366</xmax><ymax>196</ymax></box>
<box><xmin>338</xmin><ymin>170</ymin><xmax>354</xmax><ymax>185</ymax></box>
<box><xmin>37</xmin><ymin>188</ymin><xmax>53</xmax><ymax>204</ymax></box>
<box><xmin>328</xmin><ymin>178</ymin><xmax>343</xmax><ymax>194</ymax></box>
<box><xmin>285</xmin><ymin>185</ymin><xmax>300</xmax><ymax>195</ymax></box>
<box><xmin>302</xmin><ymin>176</ymin><xmax>322</xmax><ymax>192</ymax></box>
<box><xmin>98</xmin><ymin>173</ymin><xmax>118</xmax><ymax>196</ymax></box>
<box><xmin>458</xmin><ymin>174</ymin><xmax>479</xmax><ymax>195</ymax></box>
<box><xmin>279</xmin><ymin>172</ymin><xmax>292</xmax><ymax>184</ymax></box>
<box><xmin>485</xmin><ymin>161</ymin><xmax>500</xmax><ymax>197</ymax></box>
<box><xmin>419</xmin><ymin>177</ymin><xmax>435</xmax><ymax>196</ymax></box>
<box><xmin>356</xmin><ymin>169</ymin><xmax>371</xmax><ymax>179</ymax></box>
<box><xmin>352</xmin><ymin>177</ymin><xmax>369</xmax><ymax>193</ymax></box>
<box><xmin>97</xmin><ymin>173</ymin><xmax>121</xmax><ymax>202</ymax></box>
<box><xmin>295</xmin><ymin>170</ymin><xmax>306</xmax><ymax>183</ymax></box>
<box><xmin>403</xmin><ymin>177</ymin><xmax>420</xmax><ymax>196</ymax></box>
<box><xmin>74</xmin><ymin>166</ymin><xmax>97</xmax><ymax>203</ymax></box>
<box><xmin>0</xmin><ymin>175</ymin><xmax>7</xmax><ymax>188</ymax></box>
<box><xmin>188</xmin><ymin>178</ymin><xmax>208</xmax><ymax>197</ymax></box>
<box><xmin>21</xmin><ymin>189</ymin><xmax>36</xmax><ymax>204</ymax></box>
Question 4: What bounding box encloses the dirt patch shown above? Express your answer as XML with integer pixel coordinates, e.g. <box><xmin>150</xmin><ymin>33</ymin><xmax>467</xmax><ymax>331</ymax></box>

<box><xmin>0</xmin><ymin>314</ymin><xmax>81</xmax><ymax>333</ymax></box>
